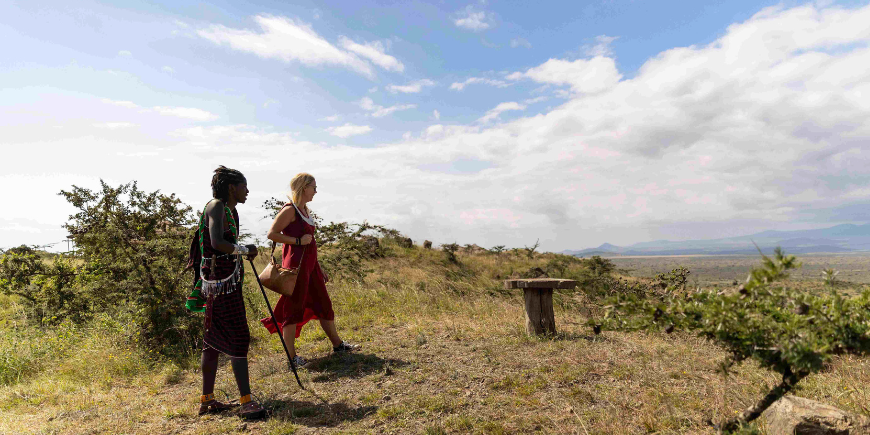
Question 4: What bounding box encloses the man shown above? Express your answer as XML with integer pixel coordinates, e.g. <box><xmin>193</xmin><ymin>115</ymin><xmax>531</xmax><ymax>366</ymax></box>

<box><xmin>188</xmin><ymin>166</ymin><xmax>264</xmax><ymax>419</ymax></box>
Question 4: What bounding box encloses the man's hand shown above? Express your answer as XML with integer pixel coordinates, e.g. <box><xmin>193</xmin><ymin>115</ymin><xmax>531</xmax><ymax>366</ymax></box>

<box><xmin>301</xmin><ymin>234</ymin><xmax>313</xmax><ymax>245</ymax></box>
<box><xmin>245</xmin><ymin>244</ymin><xmax>258</xmax><ymax>260</ymax></box>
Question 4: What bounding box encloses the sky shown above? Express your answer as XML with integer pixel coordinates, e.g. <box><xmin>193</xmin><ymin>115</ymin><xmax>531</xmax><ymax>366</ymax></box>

<box><xmin>2</xmin><ymin>0</ymin><xmax>870</xmax><ymax>252</ymax></box>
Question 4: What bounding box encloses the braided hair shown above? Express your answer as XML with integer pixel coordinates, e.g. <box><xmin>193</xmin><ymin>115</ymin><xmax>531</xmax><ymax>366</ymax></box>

<box><xmin>211</xmin><ymin>166</ymin><xmax>246</xmax><ymax>202</ymax></box>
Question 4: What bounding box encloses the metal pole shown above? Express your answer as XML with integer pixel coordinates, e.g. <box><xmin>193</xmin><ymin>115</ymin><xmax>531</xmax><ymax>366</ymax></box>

<box><xmin>248</xmin><ymin>258</ymin><xmax>304</xmax><ymax>390</ymax></box>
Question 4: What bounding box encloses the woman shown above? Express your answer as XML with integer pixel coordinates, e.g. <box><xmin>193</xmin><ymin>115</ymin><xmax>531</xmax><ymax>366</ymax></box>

<box><xmin>261</xmin><ymin>173</ymin><xmax>359</xmax><ymax>366</ymax></box>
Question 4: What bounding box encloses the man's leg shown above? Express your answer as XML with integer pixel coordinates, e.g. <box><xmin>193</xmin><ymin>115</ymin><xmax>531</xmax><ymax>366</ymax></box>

<box><xmin>201</xmin><ymin>348</ymin><xmax>220</xmax><ymax>395</ymax></box>
<box><xmin>230</xmin><ymin>357</ymin><xmax>251</xmax><ymax>397</ymax></box>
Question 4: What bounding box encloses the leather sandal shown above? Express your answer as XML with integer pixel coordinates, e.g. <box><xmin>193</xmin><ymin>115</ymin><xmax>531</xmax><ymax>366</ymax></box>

<box><xmin>198</xmin><ymin>399</ymin><xmax>237</xmax><ymax>416</ymax></box>
<box><xmin>239</xmin><ymin>400</ymin><xmax>266</xmax><ymax>420</ymax></box>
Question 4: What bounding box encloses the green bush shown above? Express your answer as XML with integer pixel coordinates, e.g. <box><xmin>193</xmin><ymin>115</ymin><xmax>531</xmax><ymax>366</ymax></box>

<box><xmin>596</xmin><ymin>248</ymin><xmax>870</xmax><ymax>432</ymax></box>
<box><xmin>0</xmin><ymin>181</ymin><xmax>200</xmax><ymax>358</ymax></box>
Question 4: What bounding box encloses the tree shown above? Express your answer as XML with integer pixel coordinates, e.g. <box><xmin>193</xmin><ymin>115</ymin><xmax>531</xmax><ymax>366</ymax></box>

<box><xmin>59</xmin><ymin>181</ymin><xmax>198</xmax><ymax>354</ymax></box>
<box><xmin>523</xmin><ymin>239</ymin><xmax>540</xmax><ymax>259</ymax></box>
<box><xmin>489</xmin><ymin>245</ymin><xmax>506</xmax><ymax>255</ymax></box>
<box><xmin>0</xmin><ymin>246</ymin><xmax>84</xmax><ymax>322</ymax></box>
<box><xmin>594</xmin><ymin>248</ymin><xmax>870</xmax><ymax>433</ymax></box>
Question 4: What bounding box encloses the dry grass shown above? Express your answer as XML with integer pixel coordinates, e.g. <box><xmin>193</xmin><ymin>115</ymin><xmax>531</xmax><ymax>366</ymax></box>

<box><xmin>4</xmin><ymin>246</ymin><xmax>870</xmax><ymax>434</ymax></box>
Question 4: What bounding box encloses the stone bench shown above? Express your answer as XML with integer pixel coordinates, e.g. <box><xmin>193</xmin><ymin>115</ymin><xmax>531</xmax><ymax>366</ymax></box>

<box><xmin>504</xmin><ymin>278</ymin><xmax>578</xmax><ymax>336</ymax></box>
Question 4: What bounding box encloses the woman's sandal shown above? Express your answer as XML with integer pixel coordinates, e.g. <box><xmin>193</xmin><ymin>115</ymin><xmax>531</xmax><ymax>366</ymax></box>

<box><xmin>198</xmin><ymin>396</ymin><xmax>237</xmax><ymax>416</ymax></box>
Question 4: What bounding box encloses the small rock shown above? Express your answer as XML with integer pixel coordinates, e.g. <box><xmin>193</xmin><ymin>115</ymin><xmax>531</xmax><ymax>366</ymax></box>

<box><xmin>382</xmin><ymin>395</ymin><xmax>391</xmax><ymax>402</ymax></box>
<box><xmin>762</xmin><ymin>395</ymin><xmax>870</xmax><ymax>435</ymax></box>
<box><xmin>238</xmin><ymin>422</ymin><xmax>247</xmax><ymax>431</ymax></box>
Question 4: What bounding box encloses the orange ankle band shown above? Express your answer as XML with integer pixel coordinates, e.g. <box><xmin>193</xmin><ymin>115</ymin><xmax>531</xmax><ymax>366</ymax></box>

<box><xmin>200</xmin><ymin>393</ymin><xmax>215</xmax><ymax>403</ymax></box>
<box><xmin>240</xmin><ymin>394</ymin><xmax>251</xmax><ymax>404</ymax></box>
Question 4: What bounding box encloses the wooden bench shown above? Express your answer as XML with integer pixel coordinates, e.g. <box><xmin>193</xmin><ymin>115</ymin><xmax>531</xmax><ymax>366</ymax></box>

<box><xmin>504</xmin><ymin>278</ymin><xmax>578</xmax><ymax>336</ymax></box>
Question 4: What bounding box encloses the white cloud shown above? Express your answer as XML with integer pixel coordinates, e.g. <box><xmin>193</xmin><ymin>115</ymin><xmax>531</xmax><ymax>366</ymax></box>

<box><xmin>198</xmin><ymin>15</ymin><xmax>379</xmax><ymax>78</ymax></box>
<box><xmin>7</xmin><ymin>3</ymin><xmax>870</xmax><ymax>253</ymax></box>
<box><xmin>118</xmin><ymin>50</ymin><xmax>132</xmax><ymax>57</ymax></box>
<box><xmin>510</xmin><ymin>38</ymin><xmax>532</xmax><ymax>48</ymax></box>
<box><xmin>584</xmin><ymin>35</ymin><xmax>618</xmax><ymax>57</ymax></box>
<box><xmin>93</xmin><ymin>122</ymin><xmax>138</xmax><ymax>129</ymax></box>
<box><xmin>319</xmin><ymin>114</ymin><xmax>340</xmax><ymax>122</ymax></box>
<box><xmin>326</xmin><ymin>123</ymin><xmax>372</xmax><ymax>138</ymax></box>
<box><xmin>387</xmin><ymin>79</ymin><xmax>436</xmax><ymax>94</ymax></box>
<box><xmin>524</xmin><ymin>96</ymin><xmax>548</xmax><ymax>104</ymax></box>
<box><xmin>100</xmin><ymin>98</ymin><xmax>217</xmax><ymax>121</ymax></box>
<box><xmin>449</xmin><ymin>77</ymin><xmax>509</xmax><ymax>91</ymax></box>
<box><xmin>454</xmin><ymin>6</ymin><xmax>492</xmax><ymax>31</ymax></box>
<box><xmin>368</xmin><ymin>87</ymin><xmax>378</xmax><ymax>93</ymax></box>
<box><xmin>478</xmin><ymin>101</ymin><xmax>525</xmax><ymax>123</ymax></box>
<box><xmin>152</xmin><ymin>106</ymin><xmax>219</xmax><ymax>121</ymax></box>
<box><xmin>433</xmin><ymin>109</ymin><xmax>440</xmax><ymax>120</ymax></box>
<box><xmin>357</xmin><ymin>97</ymin><xmax>416</xmax><ymax>118</ymax></box>
<box><xmin>507</xmin><ymin>56</ymin><xmax>622</xmax><ymax>94</ymax></box>
<box><xmin>162</xmin><ymin>66</ymin><xmax>175</xmax><ymax>73</ymax></box>
<box><xmin>173</xmin><ymin>20</ymin><xmax>189</xmax><ymax>29</ymax></box>
<box><xmin>338</xmin><ymin>36</ymin><xmax>404</xmax><ymax>72</ymax></box>
<box><xmin>101</xmin><ymin>98</ymin><xmax>139</xmax><ymax>109</ymax></box>
<box><xmin>264</xmin><ymin>99</ymin><xmax>279</xmax><ymax>108</ymax></box>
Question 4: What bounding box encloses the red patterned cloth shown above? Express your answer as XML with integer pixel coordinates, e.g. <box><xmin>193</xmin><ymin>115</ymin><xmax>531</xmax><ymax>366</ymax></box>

<box><xmin>201</xmin><ymin>205</ymin><xmax>250</xmax><ymax>358</ymax></box>
<box><xmin>260</xmin><ymin>204</ymin><xmax>335</xmax><ymax>338</ymax></box>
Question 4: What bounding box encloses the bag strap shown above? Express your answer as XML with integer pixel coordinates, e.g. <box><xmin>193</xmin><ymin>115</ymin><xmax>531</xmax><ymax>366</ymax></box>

<box><xmin>270</xmin><ymin>240</ymin><xmax>308</xmax><ymax>269</ymax></box>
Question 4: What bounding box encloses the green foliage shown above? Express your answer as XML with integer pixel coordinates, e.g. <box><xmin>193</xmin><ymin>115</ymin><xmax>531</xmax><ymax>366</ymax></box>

<box><xmin>58</xmin><ymin>180</ymin><xmax>198</xmax><ymax>355</ymax></box>
<box><xmin>0</xmin><ymin>246</ymin><xmax>88</xmax><ymax>323</ymax></box>
<box><xmin>822</xmin><ymin>268</ymin><xmax>839</xmax><ymax>286</ymax></box>
<box><xmin>489</xmin><ymin>245</ymin><xmax>506</xmax><ymax>255</ymax></box>
<box><xmin>442</xmin><ymin>243</ymin><xmax>460</xmax><ymax>264</ymax></box>
<box><xmin>582</xmin><ymin>255</ymin><xmax>615</xmax><ymax>277</ymax></box>
<box><xmin>596</xmin><ymin>248</ymin><xmax>870</xmax><ymax>431</ymax></box>
<box><xmin>523</xmin><ymin>239</ymin><xmax>540</xmax><ymax>259</ymax></box>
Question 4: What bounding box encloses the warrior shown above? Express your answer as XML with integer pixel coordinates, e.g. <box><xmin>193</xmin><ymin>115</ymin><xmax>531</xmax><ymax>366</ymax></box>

<box><xmin>186</xmin><ymin>166</ymin><xmax>265</xmax><ymax>419</ymax></box>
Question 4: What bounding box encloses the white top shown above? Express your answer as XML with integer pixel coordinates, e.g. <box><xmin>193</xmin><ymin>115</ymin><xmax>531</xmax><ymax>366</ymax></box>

<box><xmin>292</xmin><ymin>202</ymin><xmax>316</xmax><ymax>227</ymax></box>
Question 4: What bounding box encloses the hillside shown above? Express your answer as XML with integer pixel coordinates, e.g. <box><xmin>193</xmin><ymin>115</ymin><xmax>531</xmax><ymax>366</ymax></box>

<box><xmin>3</xmin><ymin>242</ymin><xmax>870</xmax><ymax>434</ymax></box>
<box><xmin>565</xmin><ymin>223</ymin><xmax>870</xmax><ymax>257</ymax></box>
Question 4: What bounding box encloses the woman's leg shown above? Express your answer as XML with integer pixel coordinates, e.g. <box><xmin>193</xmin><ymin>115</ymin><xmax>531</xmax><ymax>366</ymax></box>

<box><xmin>281</xmin><ymin>324</ymin><xmax>298</xmax><ymax>358</ymax></box>
<box><xmin>319</xmin><ymin>319</ymin><xmax>342</xmax><ymax>347</ymax></box>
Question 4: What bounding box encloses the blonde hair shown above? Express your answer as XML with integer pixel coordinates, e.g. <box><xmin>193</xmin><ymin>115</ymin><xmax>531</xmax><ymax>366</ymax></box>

<box><xmin>289</xmin><ymin>172</ymin><xmax>316</xmax><ymax>213</ymax></box>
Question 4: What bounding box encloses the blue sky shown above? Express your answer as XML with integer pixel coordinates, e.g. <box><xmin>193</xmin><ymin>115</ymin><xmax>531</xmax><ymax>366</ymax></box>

<box><xmin>3</xmin><ymin>0</ymin><xmax>870</xmax><ymax>251</ymax></box>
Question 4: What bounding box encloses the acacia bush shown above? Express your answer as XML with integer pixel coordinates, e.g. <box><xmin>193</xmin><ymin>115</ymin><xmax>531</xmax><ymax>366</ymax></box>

<box><xmin>0</xmin><ymin>181</ymin><xmax>199</xmax><ymax>357</ymax></box>
<box><xmin>595</xmin><ymin>248</ymin><xmax>870</xmax><ymax>433</ymax></box>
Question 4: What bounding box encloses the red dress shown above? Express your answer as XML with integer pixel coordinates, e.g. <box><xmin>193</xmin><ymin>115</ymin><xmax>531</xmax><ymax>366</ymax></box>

<box><xmin>260</xmin><ymin>204</ymin><xmax>335</xmax><ymax>338</ymax></box>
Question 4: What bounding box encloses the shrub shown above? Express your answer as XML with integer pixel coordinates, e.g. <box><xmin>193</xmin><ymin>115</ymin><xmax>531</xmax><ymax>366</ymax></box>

<box><xmin>595</xmin><ymin>248</ymin><xmax>870</xmax><ymax>432</ymax></box>
<box><xmin>58</xmin><ymin>181</ymin><xmax>198</xmax><ymax>356</ymax></box>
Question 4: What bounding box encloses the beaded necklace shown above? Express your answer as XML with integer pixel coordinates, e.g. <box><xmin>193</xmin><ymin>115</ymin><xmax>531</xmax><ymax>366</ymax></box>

<box><xmin>186</xmin><ymin>201</ymin><xmax>241</xmax><ymax>312</ymax></box>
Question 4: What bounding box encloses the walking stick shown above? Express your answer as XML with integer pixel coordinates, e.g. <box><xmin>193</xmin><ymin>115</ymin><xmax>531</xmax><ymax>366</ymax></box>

<box><xmin>248</xmin><ymin>258</ymin><xmax>304</xmax><ymax>390</ymax></box>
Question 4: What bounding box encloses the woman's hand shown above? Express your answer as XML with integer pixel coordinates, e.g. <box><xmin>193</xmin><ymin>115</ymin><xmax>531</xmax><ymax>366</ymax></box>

<box><xmin>301</xmin><ymin>234</ymin><xmax>313</xmax><ymax>245</ymax></box>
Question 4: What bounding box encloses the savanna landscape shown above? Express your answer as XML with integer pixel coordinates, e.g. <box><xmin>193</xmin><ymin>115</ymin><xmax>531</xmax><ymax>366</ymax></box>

<box><xmin>3</xmin><ymin>182</ymin><xmax>870</xmax><ymax>435</ymax></box>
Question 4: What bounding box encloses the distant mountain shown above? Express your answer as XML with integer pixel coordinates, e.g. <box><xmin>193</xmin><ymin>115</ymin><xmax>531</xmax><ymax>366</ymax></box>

<box><xmin>564</xmin><ymin>223</ymin><xmax>870</xmax><ymax>257</ymax></box>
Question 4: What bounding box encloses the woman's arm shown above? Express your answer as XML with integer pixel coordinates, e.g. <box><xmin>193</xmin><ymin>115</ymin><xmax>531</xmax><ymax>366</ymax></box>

<box><xmin>267</xmin><ymin>206</ymin><xmax>313</xmax><ymax>245</ymax></box>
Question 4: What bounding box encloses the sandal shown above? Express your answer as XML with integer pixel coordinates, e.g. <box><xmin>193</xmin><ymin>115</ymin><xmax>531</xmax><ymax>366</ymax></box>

<box><xmin>198</xmin><ymin>398</ymin><xmax>237</xmax><ymax>416</ymax></box>
<box><xmin>239</xmin><ymin>400</ymin><xmax>266</xmax><ymax>420</ymax></box>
